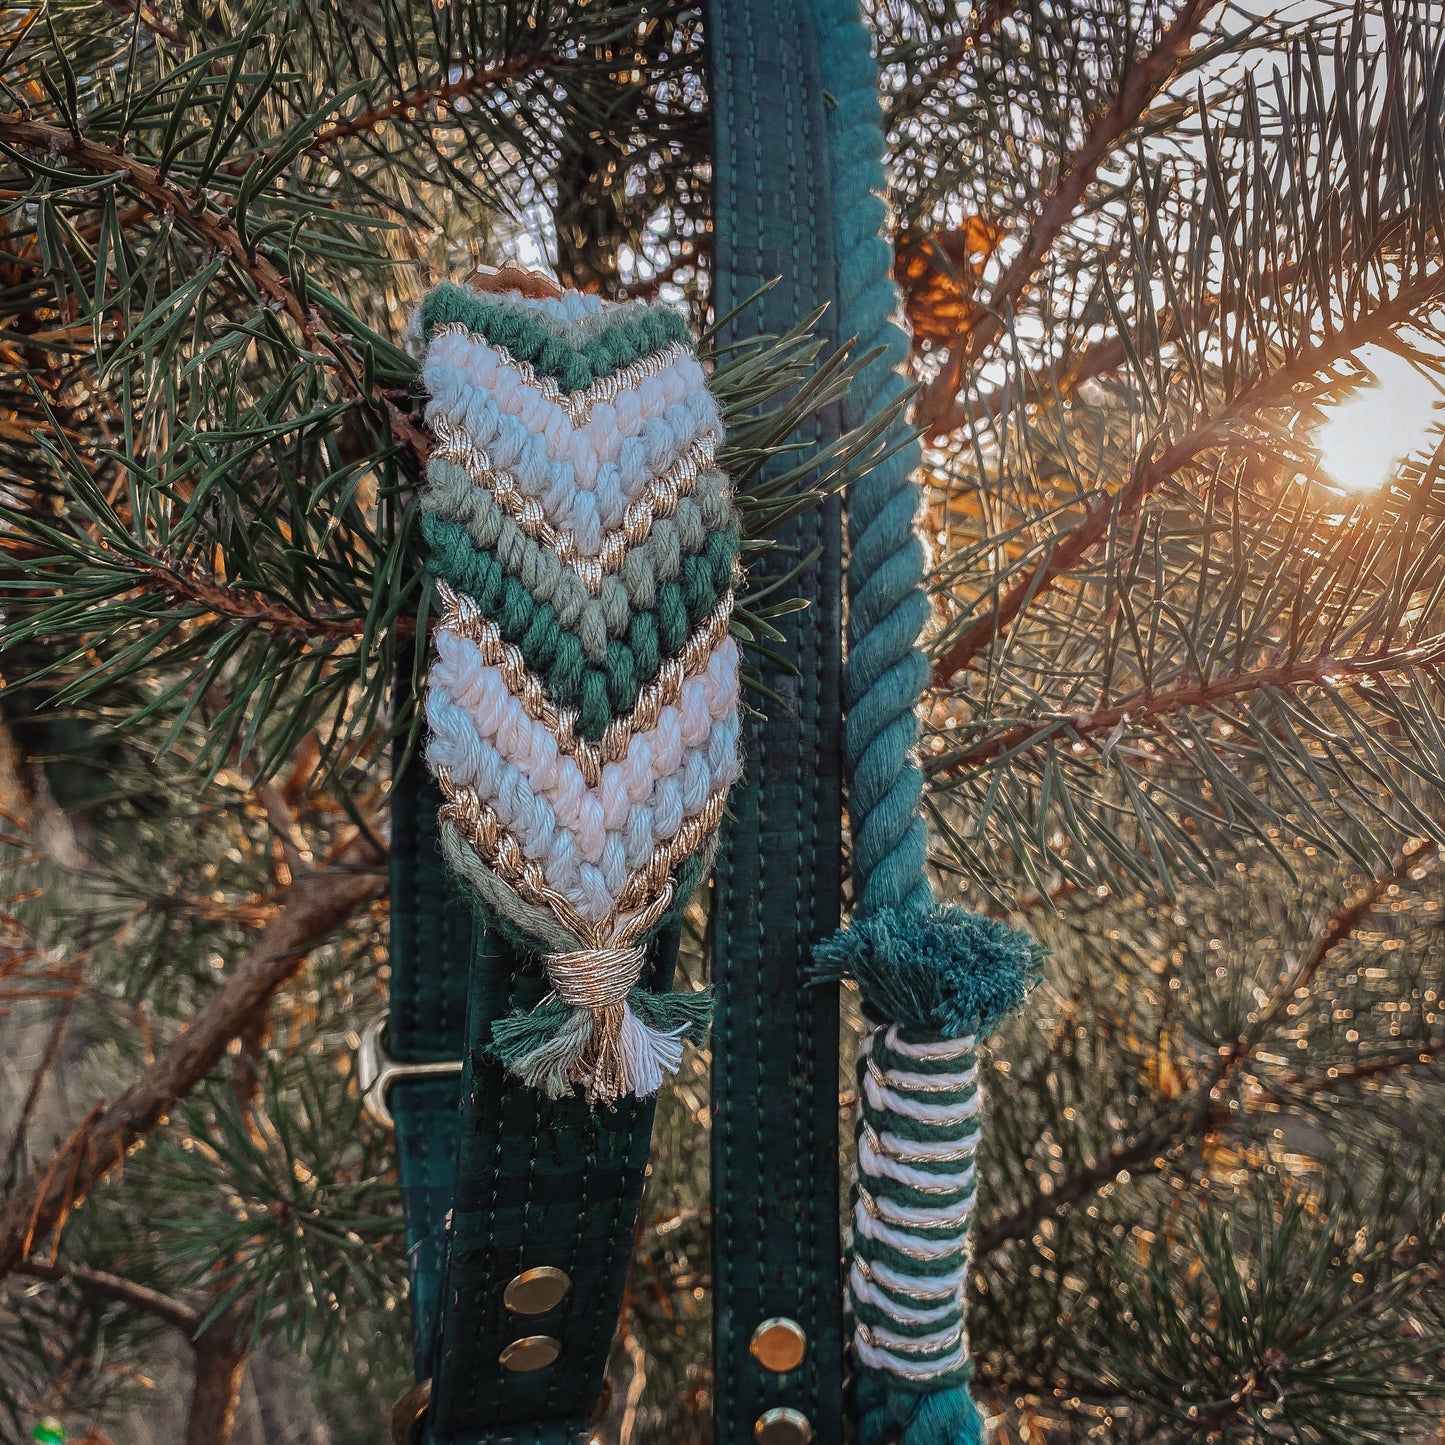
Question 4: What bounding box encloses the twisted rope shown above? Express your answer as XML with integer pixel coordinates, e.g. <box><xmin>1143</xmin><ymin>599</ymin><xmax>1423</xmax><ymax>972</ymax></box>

<box><xmin>811</xmin><ymin>3</ymin><xmax>1040</xmax><ymax>1440</ymax></box>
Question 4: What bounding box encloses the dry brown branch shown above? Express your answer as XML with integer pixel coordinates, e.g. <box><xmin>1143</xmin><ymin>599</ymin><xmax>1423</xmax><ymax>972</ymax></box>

<box><xmin>0</xmin><ymin>831</ymin><xmax>386</xmax><ymax>1282</ymax></box>
<box><xmin>928</xmin><ymin>266</ymin><xmax>1445</xmax><ymax>687</ymax></box>
<box><xmin>926</xmin><ymin>635</ymin><xmax>1445</xmax><ymax>780</ymax></box>
<box><xmin>917</xmin><ymin>0</ymin><xmax>1221</xmax><ymax>433</ymax></box>
<box><xmin>2</xmin><ymin>983</ymin><xmax>79</xmax><ymax>1185</ymax></box>
<box><xmin>16</xmin><ymin>1257</ymin><xmax>201</xmax><ymax>1335</ymax></box>
<box><xmin>182</xmin><ymin>1307</ymin><xmax>248</xmax><ymax>1445</ymax></box>
<box><xmin>125</xmin><ymin>556</ymin><xmax>400</xmax><ymax>643</ymax></box>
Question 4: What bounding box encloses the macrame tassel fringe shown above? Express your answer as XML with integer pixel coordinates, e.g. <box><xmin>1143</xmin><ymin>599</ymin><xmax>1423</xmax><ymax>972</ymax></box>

<box><xmin>490</xmin><ymin>985</ymin><xmax>713</xmax><ymax>1100</ymax></box>
<box><xmin>814</xmin><ymin>904</ymin><xmax>1041</xmax><ymax>1444</ymax></box>
<box><xmin>853</xmin><ymin>1374</ymin><xmax>986</xmax><ymax>1445</ymax></box>
<box><xmin>811</xmin><ymin>904</ymin><xmax>1042</xmax><ymax>1036</ymax></box>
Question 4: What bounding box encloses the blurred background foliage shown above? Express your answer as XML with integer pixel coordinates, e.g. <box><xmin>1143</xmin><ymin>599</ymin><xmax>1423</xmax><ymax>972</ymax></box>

<box><xmin>0</xmin><ymin>1</ymin><xmax>1444</xmax><ymax>1442</ymax></box>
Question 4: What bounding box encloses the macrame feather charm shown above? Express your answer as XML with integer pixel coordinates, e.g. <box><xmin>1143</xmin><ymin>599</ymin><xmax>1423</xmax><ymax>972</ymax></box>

<box><xmin>413</xmin><ymin>264</ymin><xmax>741</xmax><ymax>1105</ymax></box>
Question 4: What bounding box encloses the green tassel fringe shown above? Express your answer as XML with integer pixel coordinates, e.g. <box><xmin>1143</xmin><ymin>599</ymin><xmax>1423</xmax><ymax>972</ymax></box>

<box><xmin>811</xmin><ymin>903</ymin><xmax>1042</xmax><ymax>1038</ymax></box>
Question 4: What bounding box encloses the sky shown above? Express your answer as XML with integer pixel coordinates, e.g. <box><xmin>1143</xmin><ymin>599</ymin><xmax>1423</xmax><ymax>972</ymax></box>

<box><xmin>1315</xmin><ymin>345</ymin><xmax>1444</xmax><ymax>493</ymax></box>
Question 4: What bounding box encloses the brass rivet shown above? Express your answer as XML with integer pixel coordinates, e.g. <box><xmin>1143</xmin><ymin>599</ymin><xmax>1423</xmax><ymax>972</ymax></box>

<box><xmin>749</xmin><ymin>1316</ymin><xmax>808</xmax><ymax>1373</ymax></box>
<box><xmin>499</xmin><ymin>1334</ymin><xmax>563</xmax><ymax>1373</ymax></box>
<box><xmin>754</xmin><ymin>1406</ymin><xmax>813</xmax><ymax>1445</ymax></box>
<box><xmin>503</xmin><ymin>1265</ymin><xmax>572</xmax><ymax>1315</ymax></box>
<box><xmin>389</xmin><ymin>1380</ymin><xmax>430</xmax><ymax>1445</ymax></box>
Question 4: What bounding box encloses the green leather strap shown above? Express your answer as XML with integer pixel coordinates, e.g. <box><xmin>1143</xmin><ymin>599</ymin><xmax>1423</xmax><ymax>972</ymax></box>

<box><xmin>705</xmin><ymin>1</ymin><xmax>847</xmax><ymax>1438</ymax></box>
<box><xmin>388</xmin><ymin>759</ymin><xmax>672</xmax><ymax>1442</ymax></box>
<box><xmin>389</xmin><ymin>763</ymin><xmax>471</xmax><ymax>1378</ymax></box>
<box><xmin>421</xmin><ymin>925</ymin><xmax>678</xmax><ymax>1443</ymax></box>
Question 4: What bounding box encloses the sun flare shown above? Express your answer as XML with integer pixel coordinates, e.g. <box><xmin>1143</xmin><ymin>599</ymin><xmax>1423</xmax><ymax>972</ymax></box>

<box><xmin>1314</xmin><ymin>346</ymin><xmax>1442</xmax><ymax>493</ymax></box>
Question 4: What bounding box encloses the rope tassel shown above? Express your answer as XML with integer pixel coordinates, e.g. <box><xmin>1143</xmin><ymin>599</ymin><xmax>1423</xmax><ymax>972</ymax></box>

<box><xmin>803</xmin><ymin>0</ymin><xmax>1046</xmax><ymax>1428</ymax></box>
<box><xmin>814</xmin><ymin>908</ymin><xmax>1041</xmax><ymax>1441</ymax></box>
<box><xmin>414</xmin><ymin>263</ymin><xmax>739</xmax><ymax>1105</ymax></box>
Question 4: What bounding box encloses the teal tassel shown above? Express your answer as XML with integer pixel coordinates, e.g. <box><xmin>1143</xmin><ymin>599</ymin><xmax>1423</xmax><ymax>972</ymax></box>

<box><xmin>811</xmin><ymin>903</ymin><xmax>1041</xmax><ymax>1038</ymax></box>
<box><xmin>854</xmin><ymin>1375</ymin><xmax>986</xmax><ymax>1445</ymax></box>
<box><xmin>628</xmin><ymin>983</ymin><xmax>714</xmax><ymax>1041</ymax></box>
<box><xmin>489</xmin><ymin>986</ymin><xmax>712</xmax><ymax>1097</ymax></box>
<box><xmin>489</xmin><ymin>1001</ymin><xmax>595</xmax><ymax>1097</ymax></box>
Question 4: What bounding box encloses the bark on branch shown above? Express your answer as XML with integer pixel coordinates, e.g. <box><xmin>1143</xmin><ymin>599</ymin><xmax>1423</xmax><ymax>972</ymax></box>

<box><xmin>927</xmin><ymin>635</ymin><xmax>1445</xmax><ymax>781</ymax></box>
<box><xmin>0</xmin><ymin>833</ymin><xmax>385</xmax><ymax>1282</ymax></box>
<box><xmin>15</xmin><ymin>1257</ymin><xmax>201</xmax><ymax>1335</ymax></box>
<box><xmin>917</xmin><ymin>0</ymin><xmax>1221</xmax><ymax>433</ymax></box>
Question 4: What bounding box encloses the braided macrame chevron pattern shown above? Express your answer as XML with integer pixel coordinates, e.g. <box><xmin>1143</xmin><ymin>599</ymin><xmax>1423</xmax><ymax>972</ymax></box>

<box><xmin>413</xmin><ymin>269</ymin><xmax>741</xmax><ymax>1107</ymax></box>
<box><xmin>810</xmin><ymin>3</ymin><xmax>1041</xmax><ymax>1442</ymax></box>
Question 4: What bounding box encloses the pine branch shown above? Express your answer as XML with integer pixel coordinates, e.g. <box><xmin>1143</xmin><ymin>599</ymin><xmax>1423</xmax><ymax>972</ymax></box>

<box><xmin>929</xmin><ymin>266</ymin><xmax>1445</xmax><ymax>686</ymax></box>
<box><xmin>0</xmin><ymin>831</ymin><xmax>385</xmax><ymax>1283</ymax></box>
<box><xmin>916</xmin><ymin>0</ymin><xmax>1222</xmax><ymax>433</ymax></box>
<box><xmin>300</xmin><ymin>54</ymin><xmax>552</xmax><ymax>153</ymax></box>
<box><xmin>119</xmin><ymin>555</ymin><xmax>400</xmax><ymax>644</ymax></box>
<box><xmin>955</xmin><ymin>255</ymin><xmax>1307</xmax><ymax>430</ymax></box>
<box><xmin>182</xmin><ymin>1307</ymin><xmax>246</xmax><ymax>1445</ymax></box>
<box><xmin>976</xmin><ymin>836</ymin><xmax>1437</xmax><ymax>1257</ymax></box>
<box><xmin>926</xmin><ymin>634</ymin><xmax>1445</xmax><ymax>781</ymax></box>
<box><xmin>883</xmin><ymin>0</ymin><xmax>1019</xmax><ymax>120</ymax></box>
<box><xmin>0</xmin><ymin>116</ymin><xmax>428</xmax><ymax>457</ymax></box>
<box><xmin>15</xmin><ymin>1258</ymin><xmax>201</xmax><ymax>1335</ymax></box>
<box><xmin>1258</xmin><ymin>1037</ymin><xmax>1445</xmax><ymax>1101</ymax></box>
<box><xmin>213</xmin><ymin>50</ymin><xmax>563</xmax><ymax>178</ymax></box>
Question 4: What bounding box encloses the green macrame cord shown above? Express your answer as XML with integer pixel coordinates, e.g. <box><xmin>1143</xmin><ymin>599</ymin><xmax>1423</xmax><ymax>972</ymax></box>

<box><xmin>808</xmin><ymin>1</ymin><xmax>1043</xmax><ymax>1439</ymax></box>
<box><xmin>413</xmin><ymin>272</ymin><xmax>742</xmax><ymax>1106</ymax></box>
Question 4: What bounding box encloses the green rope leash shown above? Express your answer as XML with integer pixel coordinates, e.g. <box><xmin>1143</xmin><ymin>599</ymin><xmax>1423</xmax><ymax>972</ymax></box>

<box><xmin>808</xmin><ymin>2</ymin><xmax>1042</xmax><ymax>1439</ymax></box>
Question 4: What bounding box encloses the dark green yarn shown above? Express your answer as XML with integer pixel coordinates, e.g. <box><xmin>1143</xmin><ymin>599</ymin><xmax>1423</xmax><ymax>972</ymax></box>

<box><xmin>627</xmin><ymin>983</ymin><xmax>714</xmax><ymax>1043</ymax></box>
<box><xmin>851</xmin><ymin>1296</ymin><xmax>965</xmax><ymax>1340</ymax></box>
<box><xmin>870</xmin><ymin>1033</ymin><xmax>978</xmax><ymax>1076</ymax></box>
<box><xmin>856</xmin><ymin>1169</ymin><xmax>973</xmax><ymax>1213</ymax></box>
<box><xmin>861</xmin><ymin>1105</ymin><xmax>980</xmax><ymax>1148</ymax></box>
<box><xmin>417</xmin><ymin>283</ymin><xmax>691</xmax><ymax>392</ymax></box>
<box><xmin>862</xmin><ymin>1067</ymin><xmax>979</xmax><ymax>1110</ymax></box>
<box><xmin>488</xmin><ymin>983</ymin><xmax>712</xmax><ymax>1097</ymax></box>
<box><xmin>857</xmin><ymin>1232</ymin><xmax>965</xmax><ymax>1281</ymax></box>
<box><xmin>424</xmin><ymin>511</ymin><xmax>738</xmax><ymax>737</ymax></box>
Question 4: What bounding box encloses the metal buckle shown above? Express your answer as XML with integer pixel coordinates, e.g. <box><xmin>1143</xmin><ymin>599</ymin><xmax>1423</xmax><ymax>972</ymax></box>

<box><xmin>356</xmin><ymin>1011</ymin><xmax>464</xmax><ymax>1130</ymax></box>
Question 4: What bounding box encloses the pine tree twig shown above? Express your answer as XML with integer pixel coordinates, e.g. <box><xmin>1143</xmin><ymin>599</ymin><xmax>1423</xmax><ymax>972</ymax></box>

<box><xmin>182</xmin><ymin>1305</ymin><xmax>247</xmax><ymax>1445</ymax></box>
<box><xmin>2</xmin><ymin>981</ymin><xmax>79</xmax><ymax>1188</ymax></box>
<box><xmin>917</xmin><ymin>0</ymin><xmax>1222</xmax><ymax>432</ymax></box>
<box><xmin>120</xmin><ymin>554</ymin><xmax>404</xmax><ymax>643</ymax></box>
<box><xmin>216</xmin><ymin>52</ymin><xmax>558</xmax><ymax>177</ymax></box>
<box><xmin>307</xmin><ymin>55</ymin><xmax>554</xmax><ymax>152</ymax></box>
<box><xmin>15</xmin><ymin>1257</ymin><xmax>201</xmax><ymax>1335</ymax></box>
<box><xmin>952</xmin><ymin>261</ymin><xmax>1291</xmax><ymax>429</ymax></box>
<box><xmin>0</xmin><ymin>831</ymin><xmax>386</xmax><ymax>1283</ymax></box>
<box><xmin>1257</xmin><ymin>1037</ymin><xmax>1445</xmax><ymax>1101</ymax></box>
<box><xmin>256</xmin><ymin>782</ymin><xmax>311</xmax><ymax>879</ymax></box>
<box><xmin>884</xmin><ymin>0</ymin><xmax>1019</xmax><ymax>120</ymax></box>
<box><xmin>0</xmin><ymin>116</ymin><xmax>429</xmax><ymax>458</ymax></box>
<box><xmin>926</xmin><ymin>635</ymin><xmax>1445</xmax><ymax>780</ymax></box>
<box><xmin>928</xmin><ymin>265</ymin><xmax>1445</xmax><ymax>687</ymax></box>
<box><xmin>101</xmin><ymin>0</ymin><xmax>186</xmax><ymax>49</ymax></box>
<box><xmin>976</xmin><ymin>838</ymin><xmax>1437</xmax><ymax>1257</ymax></box>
